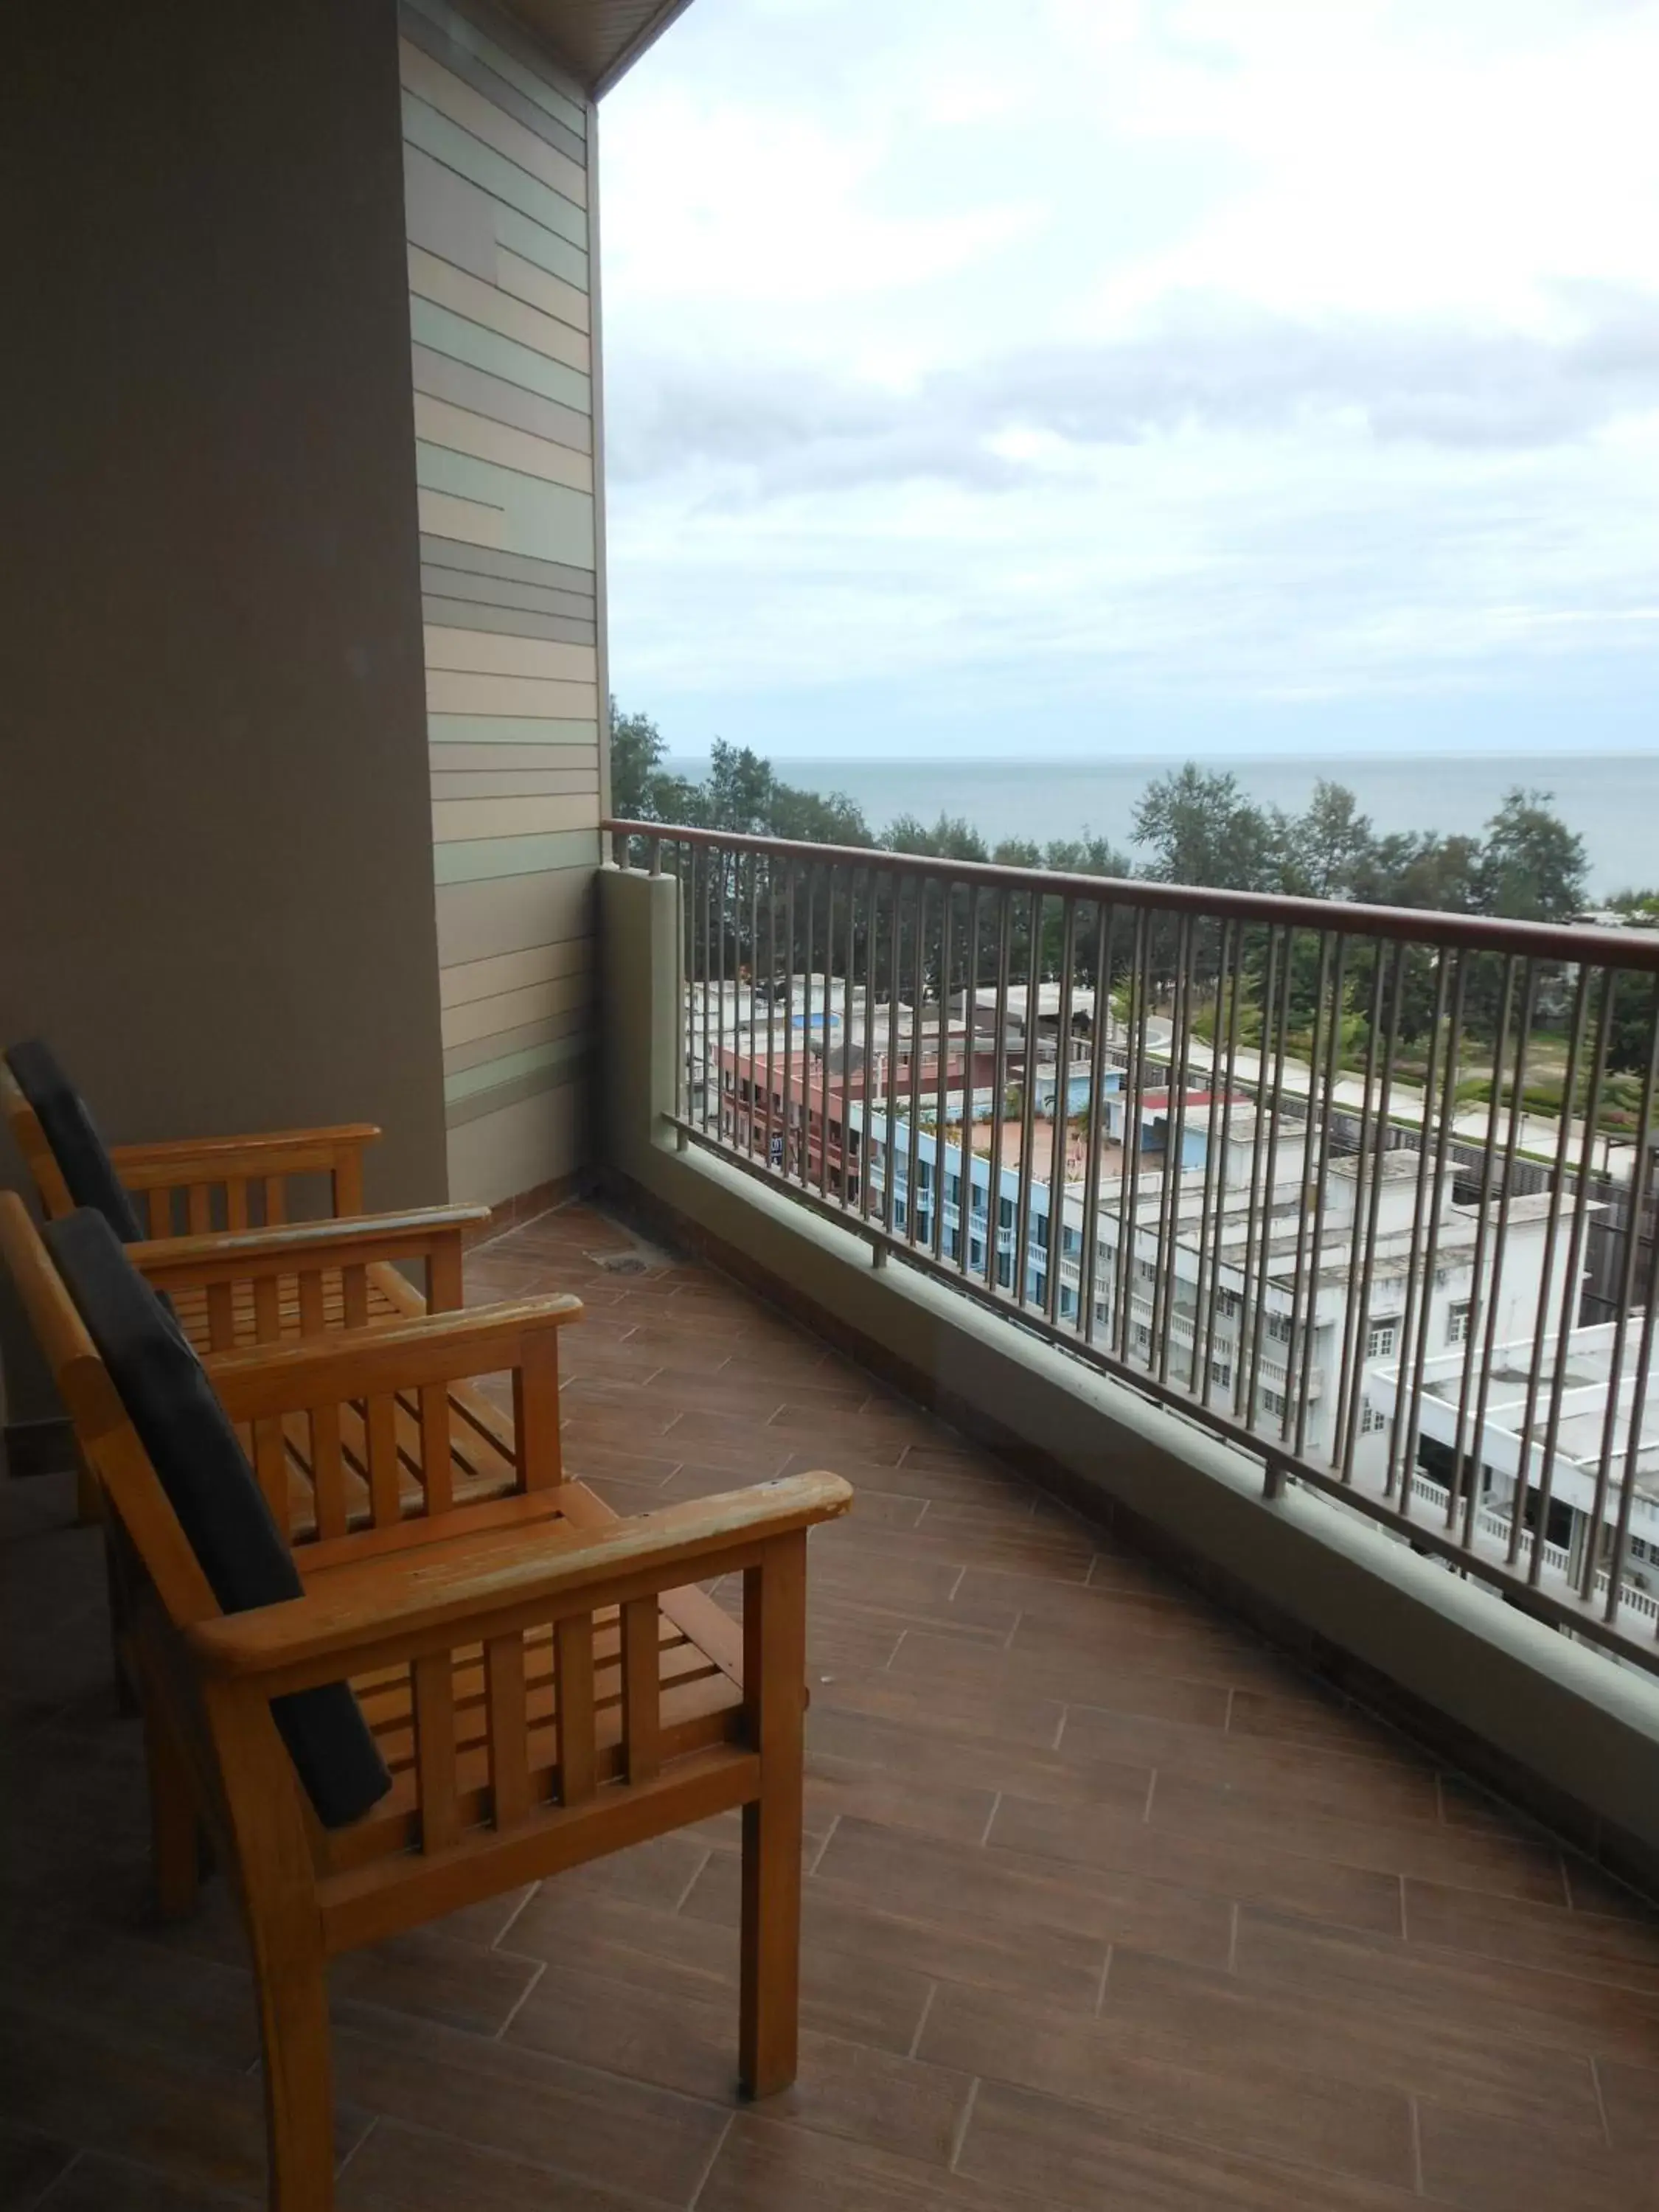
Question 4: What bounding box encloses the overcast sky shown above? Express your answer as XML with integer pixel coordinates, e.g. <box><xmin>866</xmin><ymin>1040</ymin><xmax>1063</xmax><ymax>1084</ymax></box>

<box><xmin>597</xmin><ymin>0</ymin><xmax>1659</xmax><ymax>761</ymax></box>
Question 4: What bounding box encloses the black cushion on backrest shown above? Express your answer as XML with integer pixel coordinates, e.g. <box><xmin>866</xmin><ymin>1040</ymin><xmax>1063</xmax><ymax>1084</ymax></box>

<box><xmin>45</xmin><ymin>1208</ymin><xmax>392</xmax><ymax>1829</ymax></box>
<box><xmin>5</xmin><ymin>1040</ymin><xmax>147</xmax><ymax>1244</ymax></box>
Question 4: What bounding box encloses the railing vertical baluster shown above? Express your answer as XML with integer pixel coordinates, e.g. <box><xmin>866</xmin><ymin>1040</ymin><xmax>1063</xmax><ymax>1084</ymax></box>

<box><xmin>1237</xmin><ymin>926</ymin><xmax>1285</xmax><ymax>1429</ymax></box>
<box><xmin>885</xmin><ymin>873</ymin><xmax>903</xmax><ymax>1238</ymax></box>
<box><xmin>1047</xmin><ymin>897</ymin><xmax>1079</xmax><ymax>1332</ymax></box>
<box><xmin>1467</xmin><ymin>961</ymin><xmax>1539</xmax><ymax>1567</ymax></box>
<box><xmin>1189</xmin><ymin>919</ymin><xmax>1233</xmax><ymax>1402</ymax></box>
<box><xmin>782</xmin><ymin>860</ymin><xmax>798</xmax><ymax>1184</ymax></box>
<box><xmin>934</xmin><ymin>879</ymin><xmax>953</xmax><ymax>1265</ymax></box>
<box><xmin>1114</xmin><ymin>906</ymin><xmax>1151</xmax><ymax>1363</ymax></box>
<box><xmin>819</xmin><ymin>866</ymin><xmax>835</xmax><ymax>1203</ymax></box>
<box><xmin>1604</xmin><ymin>1214</ymin><xmax>1659</xmax><ymax>1625</ymax></box>
<box><xmin>698</xmin><ymin>842</ymin><xmax>712</xmax><ymax>1142</ymax></box>
<box><xmin>859</xmin><ymin>869</ymin><xmax>879</xmax><ymax>1234</ymax></box>
<box><xmin>1395</xmin><ymin>947</ymin><xmax>1465</xmax><ymax>1508</ymax></box>
<box><xmin>908</xmin><ymin>872</ymin><xmax>928</xmax><ymax>1248</ymax></box>
<box><xmin>1384</xmin><ymin>946</ymin><xmax>1448</xmax><ymax>1502</ymax></box>
<box><xmin>1014</xmin><ymin>888</ymin><xmax>1043</xmax><ymax>1309</ymax></box>
<box><xmin>986</xmin><ymin>890</ymin><xmax>1014</xmax><ymax>1295</ymax></box>
<box><xmin>1281</xmin><ymin>929</ymin><xmax>1333</xmax><ymax>1451</ymax></box>
<box><xmin>957</xmin><ymin>885</ymin><xmax>983</xmax><ymax>1281</ymax></box>
<box><xmin>1080</xmin><ymin>901</ymin><xmax>1115</xmax><ymax>1349</ymax></box>
<box><xmin>1530</xmin><ymin>967</ymin><xmax>1615</xmax><ymax>1583</ymax></box>
<box><xmin>1154</xmin><ymin>914</ymin><xmax>1197</xmax><ymax>1391</ymax></box>
<box><xmin>1329</xmin><ymin>939</ymin><xmax>1390</xmax><ymax>1470</ymax></box>
<box><xmin>841</xmin><ymin>867</ymin><xmax>858</xmax><ymax>1208</ymax></box>
<box><xmin>1586</xmin><ymin>980</ymin><xmax>1659</xmax><ymax>1607</ymax></box>
<box><xmin>1447</xmin><ymin>955</ymin><xmax>1517</xmax><ymax>1541</ymax></box>
<box><xmin>1337</xmin><ymin>939</ymin><xmax>1405</xmax><ymax>1477</ymax></box>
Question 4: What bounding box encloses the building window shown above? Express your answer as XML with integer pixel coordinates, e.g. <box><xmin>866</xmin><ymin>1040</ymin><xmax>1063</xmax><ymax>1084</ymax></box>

<box><xmin>1366</xmin><ymin>1318</ymin><xmax>1399</xmax><ymax>1360</ymax></box>
<box><xmin>1360</xmin><ymin>1397</ymin><xmax>1388</xmax><ymax>1436</ymax></box>
<box><xmin>1210</xmin><ymin>1357</ymin><xmax>1233</xmax><ymax>1389</ymax></box>
<box><xmin>1260</xmin><ymin>1386</ymin><xmax>1287</xmax><ymax>1417</ymax></box>
<box><xmin>1137</xmin><ymin>1257</ymin><xmax>1158</xmax><ymax>1284</ymax></box>
<box><xmin>1447</xmin><ymin>1301</ymin><xmax>1472</xmax><ymax>1346</ymax></box>
<box><xmin>1133</xmin><ymin>1323</ymin><xmax>1152</xmax><ymax>1352</ymax></box>
<box><xmin>1266</xmin><ymin>1312</ymin><xmax>1292</xmax><ymax>1344</ymax></box>
<box><xmin>1217</xmin><ymin>1291</ymin><xmax>1239</xmax><ymax>1320</ymax></box>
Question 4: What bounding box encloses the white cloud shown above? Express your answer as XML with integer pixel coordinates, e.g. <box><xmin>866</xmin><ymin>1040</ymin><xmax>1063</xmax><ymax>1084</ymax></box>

<box><xmin>599</xmin><ymin>0</ymin><xmax>1659</xmax><ymax>751</ymax></box>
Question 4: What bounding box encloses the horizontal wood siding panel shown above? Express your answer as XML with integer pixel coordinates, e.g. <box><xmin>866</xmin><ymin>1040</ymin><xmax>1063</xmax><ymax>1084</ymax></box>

<box><xmin>408</xmin><ymin>245</ymin><xmax>589</xmax><ymax>369</ymax></box>
<box><xmin>434</xmin><ymin>871</ymin><xmax>595</xmax><ymax>966</ymax></box>
<box><xmin>413</xmin><ymin>391</ymin><xmax>592</xmax><ymax>490</ymax></box>
<box><xmin>402</xmin><ymin>141</ymin><xmax>586</xmax><ymax>291</ymax></box>
<box><xmin>421</xmin><ymin>596</ymin><xmax>594</xmax><ymax>644</ymax></box>
<box><xmin>411</xmin><ymin>346</ymin><xmax>591</xmax><ymax>453</ymax></box>
<box><xmin>443</xmin><ymin>1006</ymin><xmax>588</xmax><ymax>1074</ymax></box>
<box><xmin>406</xmin><ymin>0</ymin><xmax>598</xmax><ymax>1188</ymax></box>
<box><xmin>427</xmin><ymin>712</ymin><xmax>597</xmax><ymax>746</ymax></box>
<box><xmin>430</xmin><ymin>765</ymin><xmax>598</xmax><ymax>797</ymax></box>
<box><xmin>414</xmin><ymin>445</ymin><xmax>594</xmax><ymax>567</ymax></box>
<box><xmin>432</xmin><ymin>828</ymin><xmax>601</xmax><ymax>883</ymax></box>
<box><xmin>439</xmin><ymin>936</ymin><xmax>591</xmax><ymax>1006</ymax></box>
<box><xmin>400</xmin><ymin>93</ymin><xmax>586</xmax><ymax>248</ymax></box>
<box><xmin>417</xmin><ymin>486</ymin><xmax>506</xmax><ymax>545</ymax></box>
<box><xmin>420</xmin><ymin>563</ymin><xmax>594</xmax><ymax>618</ymax></box>
<box><xmin>397</xmin><ymin>4</ymin><xmax>586</xmax><ymax>166</ymax></box>
<box><xmin>418</xmin><ymin>535</ymin><xmax>593</xmax><ymax>594</ymax></box>
<box><xmin>425</xmin><ymin>671</ymin><xmax>597</xmax><ymax>717</ymax></box>
<box><xmin>442</xmin><ymin>972</ymin><xmax>592</xmax><ymax>1048</ymax></box>
<box><xmin>429</xmin><ymin>740</ymin><xmax>599</xmax><ymax>772</ymax></box>
<box><xmin>403</xmin><ymin>141</ymin><xmax>496</xmax><ymax>279</ymax></box>
<box><xmin>423</xmin><ymin>625</ymin><xmax>594</xmax><ymax>680</ymax></box>
<box><xmin>400</xmin><ymin>92</ymin><xmax>584</xmax><ymax>253</ymax></box>
<box><xmin>399</xmin><ymin>37</ymin><xmax>588</xmax><ymax>206</ymax></box>
<box><xmin>494</xmin><ymin>248</ymin><xmax>589</xmax><ymax>333</ymax></box>
<box><xmin>403</xmin><ymin>0</ymin><xmax>587</xmax><ymax>137</ymax></box>
<box><xmin>443</xmin><ymin>1029</ymin><xmax>590</xmax><ymax>1103</ymax></box>
<box><xmin>431</xmin><ymin>791</ymin><xmax>597</xmax><ymax>840</ymax></box>
<box><xmin>410</xmin><ymin>299</ymin><xmax>589</xmax><ymax>411</ymax></box>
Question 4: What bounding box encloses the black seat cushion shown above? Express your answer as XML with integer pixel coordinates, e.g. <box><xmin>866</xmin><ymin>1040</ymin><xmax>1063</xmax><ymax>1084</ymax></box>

<box><xmin>5</xmin><ymin>1040</ymin><xmax>147</xmax><ymax>1244</ymax></box>
<box><xmin>45</xmin><ymin>1208</ymin><xmax>392</xmax><ymax>1829</ymax></box>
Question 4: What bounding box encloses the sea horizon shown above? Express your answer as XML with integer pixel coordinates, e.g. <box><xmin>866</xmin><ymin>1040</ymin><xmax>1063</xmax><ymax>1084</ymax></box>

<box><xmin>661</xmin><ymin>748</ymin><xmax>1659</xmax><ymax>900</ymax></box>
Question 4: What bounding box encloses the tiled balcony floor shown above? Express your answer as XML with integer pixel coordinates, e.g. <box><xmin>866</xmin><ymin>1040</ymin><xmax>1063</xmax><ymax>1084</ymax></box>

<box><xmin>4</xmin><ymin>1198</ymin><xmax>1658</xmax><ymax>2210</ymax></box>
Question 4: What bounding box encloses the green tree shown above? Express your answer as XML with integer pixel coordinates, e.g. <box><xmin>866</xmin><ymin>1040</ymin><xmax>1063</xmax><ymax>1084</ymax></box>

<box><xmin>883</xmin><ymin>813</ymin><xmax>990</xmax><ymax>861</ymax></box>
<box><xmin>1130</xmin><ymin>765</ymin><xmax>1277</xmax><ymax>892</ymax></box>
<box><xmin>1280</xmin><ymin>780</ymin><xmax>1375</xmax><ymax>900</ymax></box>
<box><xmin>1476</xmin><ymin>787</ymin><xmax>1587</xmax><ymax>925</ymax></box>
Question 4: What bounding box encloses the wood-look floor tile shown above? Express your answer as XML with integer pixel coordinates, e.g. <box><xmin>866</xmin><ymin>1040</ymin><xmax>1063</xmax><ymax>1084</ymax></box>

<box><xmin>888</xmin><ymin>1627</ymin><xmax>1234</xmax><ymax>1725</ymax></box>
<box><xmin>813</xmin><ymin>1814</ymin><xmax>1238</xmax><ymax>1965</ymax></box>
<box><xmin>1103</xmin><ymin>1944</ymin><xmax>1607</xmax><ymax>2132</ymax></box>
<box><xmin>954</xmin><ymin>2076</ymin><xmax>1427</xmax><ymax>2211</ymax></box>
<box><xmin>682</xmin><ymin>1848</ymin><xmax>1111</xmax><ymax>2012</ymax></box>
<box><xmin>1402</xmin><ymin>1877</ymin><xmax>1659</xmax><ymax>1992</ymax></box>
<box><xmin>507</xmin><ymin>1966</ymin><xmax>973</xmax><ymax>2166</ymax></box>
<box><xmin>24</xmin><ymin>2149</ymin><xmax>257</xmax><ymax>2209</ymax></box>
<box><xmin>1232</xmin><ymin>1905</ymin><xmax>1659</xmax><ymax>2058</ymax></box>
<box><xmin>327</xmin><ymin>1926</ymin><xmax>543</xmax><ymax>2037</ymax></box>
<box><xmin>330</xmin><ymin>2005</ymin><xmax>726</xmax><ymax>2207</ymax></box>
<box><xmin>989</xmin><ymin>1788</ymin><xmax>1407</xmax><ymax>1936</ymax></box>
<box><xmin>1416</xmin><ymin>2096</ymin><xmax>1657</xmax><ymax>2211</ymax></box>
<box><xmin>1594</xmin><ymin>2054</ymin><xmax>1659</xmax><ymax>2149</ymax></box>
<box><xmin>920</xmin><ymin>1978</ymin><xmax>1416</xmax><ymax>2188</ymax></box>
<box><xmin>335</xmin><ymin>2119</ymin><xmax>658</xmax><ymax>2211</ymax></box>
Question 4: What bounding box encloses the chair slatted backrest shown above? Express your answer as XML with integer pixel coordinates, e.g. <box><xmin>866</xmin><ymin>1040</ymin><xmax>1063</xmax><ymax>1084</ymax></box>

<box><xmin>0</xmin><ymin>1195</ymin><xmax>390</xmax><ymax>1829</ymax></box>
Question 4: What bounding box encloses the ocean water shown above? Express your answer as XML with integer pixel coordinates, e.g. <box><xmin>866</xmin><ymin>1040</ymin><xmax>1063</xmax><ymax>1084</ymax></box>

<box><xmin>664</xmin><ymin>752</ymin><xmax>1659</xmax><ymax>901</ymax></box>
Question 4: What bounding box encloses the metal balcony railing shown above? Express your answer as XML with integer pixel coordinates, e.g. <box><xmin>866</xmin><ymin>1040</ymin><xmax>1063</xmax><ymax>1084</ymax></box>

<box><xmin>606</xmin><ymin>818</ymin><xmax>1659</xmax><ymax>1672</ymax></box>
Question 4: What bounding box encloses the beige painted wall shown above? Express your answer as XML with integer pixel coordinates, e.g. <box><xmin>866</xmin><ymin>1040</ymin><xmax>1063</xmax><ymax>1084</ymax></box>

<box><xmin>0</xmin><ymin>0</ymin><xmax>448</xmax><ymax>1421</ymax></box>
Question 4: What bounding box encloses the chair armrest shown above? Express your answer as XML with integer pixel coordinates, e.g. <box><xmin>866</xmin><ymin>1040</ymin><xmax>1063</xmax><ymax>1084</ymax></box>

<box><xmin>187</xmin><ymin>1472</ymin><xmax>853</xmax><ymax>1692</ymax></box>
<box><xmin>202</xmin><ymin>1294</ymin><xmax>585</xmax><ymax>1417</ymax></box>
<box><xmin>108</xmin><ymin>1124</ymin><xmax>382</xmax><ymax>1188</ymax></box>
<box><xmin>128</xmin><ymin>1206</ymin><xmax>489</xmax><ymax>1290</ymax></box>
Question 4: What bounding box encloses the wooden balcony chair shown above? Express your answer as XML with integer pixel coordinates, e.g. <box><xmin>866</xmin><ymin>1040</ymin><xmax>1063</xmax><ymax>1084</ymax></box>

<box><xmin>3</xmin><ymin>1040</ymin><xmax>528</xmax><ymax>1539</ymax></box>
<box><xmin>1</xmin><ymin>1195</ymin><xmax>850</xmax><ymax>2212</ymax></box>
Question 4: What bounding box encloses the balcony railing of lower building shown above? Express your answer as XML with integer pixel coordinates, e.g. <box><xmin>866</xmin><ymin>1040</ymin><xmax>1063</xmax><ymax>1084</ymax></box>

<box><xmin>606</xmin><ymin>818</ymin><xmax>1659</xmax><ymax>1680</ymax></box>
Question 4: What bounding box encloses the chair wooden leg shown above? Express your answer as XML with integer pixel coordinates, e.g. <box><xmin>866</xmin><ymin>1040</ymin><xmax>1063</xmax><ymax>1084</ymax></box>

<box><xmin>143</xmin><ymin>1706</ymin><xmax>203</xmax><ymax>1922</ymax></box>
<box><xmin>204</xmin><ymin>1686</ymin><xmax>335</xmax><ymax>2211</ymax></box>
<box><xmin>739</xmin><ymin>1537</ymin><xmax>807</xmax><ymax>2098</ymax></box>
<box><xmin>246</xmin><ymin>1893</ymin><xmax>334</xmax><ymax>2212</ymax></box>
